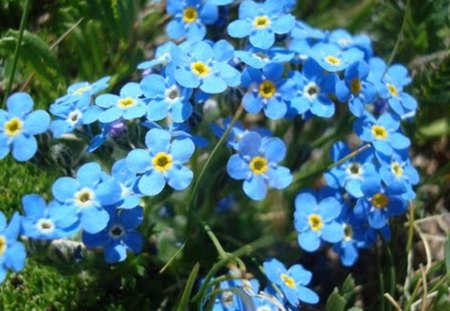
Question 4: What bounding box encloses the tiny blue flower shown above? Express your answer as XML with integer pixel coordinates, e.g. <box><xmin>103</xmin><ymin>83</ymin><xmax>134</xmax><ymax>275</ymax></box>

<box><xmin>95</xmin><ymin>82</ymin><xmax>146</xmax><ymax>123</ymax></box>
<box><xmin>82</xmin><ymin>206</ymin><xmax>144</xmax><ymax>263</ymax></box>
<box><xmin>137</xmin><ymin>41</ymin><xmax>177</xmax><ymax>71</ymax></box>
<box><xmin>140</xmin><ymin>74</ymin><xmax>193</xmax><ymax>123</ymax></box>
<box><xmin>0</xmin><ymin>92</ymin><xmax>50</xmax><ymax>161</ymax></box>
<box><xmin>294</xmin><ymin>191</ymin><xmax>344</xmax><ymax>251</ymax></box>
<box><xmin>311</xmin><ymin>43</ymin><xmax>364</xmax><ymax>72</ymax></box>
<box><xmin>227</xmin><ymin>0</ymin><xmax>295</xmax><ymax>49</ymax></box>
<box><xmin>126</xmin><ymin>128</ymin><xmax>195</xmax><ymax>196</ymax></box>
<box><xmin>0</xmin><ymin>212</ymin><xmax>26</xmax><ymax>284</ymax></box>
<box><xmin>21</xmin><ymin>194</ymin><xmax>79</xmax><ymax>240</ymax></box>
<box><xmin>290</xmin><ymin>21</ymin><xmax>326</xmax><ymax>41</ymax></box>
<box><xmin>354</xmin><ymin>179</ymin><xmax>408</xmax><ymax>229</ymax></box>
<box><xmin>263</xmin><ymin>258</ymin><xmax>319</xmax><ymax>307</ymax></box>
<box><xmin>53</xmin><ymin>76</ymin><xmax>110</xmax><ymax>106</ymax></box>
<box><xmin>234</xmin><ymin>46</ymin><xmax>294</xmax><ymax>69</ymax></box>
<box><xmin>173</xmin><ymin>40</ymin><xmax>241</xmax><ymax>94</ymax></box>
<box><xmin>226</xmin><ymin>131</ymin><xmax>292</xmax><ymax>200</ymax></box>
<box><xmin>353</xmin><ymin>112</ymin><xmax>411</xmax><ymax>157</ymax></box>
<box><xmin>328</xmin><ymin>29</ymin><xmax>373</xmax><ymax>59</ymax></box>
<box><xmin>289</xmin><ymin>58</ymin><xmax>338</xmax><ymax>117</ymax></box>
<box><xmin>335</xmin><ymin>60</ymin><xmax>377</xmax><ymax>117</ymax></box>
<box><xmin>51</xmin><ymin>162</ymin><xmax>122</xmax><ymax>233</ymax></box>
<box><xmin>165</xmin><ymin>0</ymin><xmax>218</xmax><ymax>42</ymax></box>
<box><xmin>111</xmin><ymin>159</ymin><xmax>142</xmax><ymax>209</ymax></box>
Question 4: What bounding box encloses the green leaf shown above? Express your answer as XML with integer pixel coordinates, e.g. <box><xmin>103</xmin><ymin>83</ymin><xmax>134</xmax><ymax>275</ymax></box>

<box><xmin>347</xmin><ymin>308</ymin><xmax>363</xmax><ymax>311</ymax></box>
<box><xmin>445</xmin><ymin>234</ymin><xmax>450</xmax><ymax>274</ymax></box>
<box><xmin>418</xmin><ymin>118</ymin><xmax>450</xmax><ymax>137</ymax></box>
<box><xmin>176</xmin><ymin>262</ymin><xmax>200</xmax><ymax>311</ymax></box>
<box><xmin>326</xmin><ymin>288</ymin><xmax>347</xmax><ymax>311</ymax></box>
<box><xmin>340</xmin><ymin>274</ymin><xmax>356</xmax><ymax>301</ymax></box>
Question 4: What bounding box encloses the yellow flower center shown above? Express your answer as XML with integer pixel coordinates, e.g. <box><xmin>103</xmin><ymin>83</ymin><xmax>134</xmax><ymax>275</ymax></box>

<box><xmin>371</xmin><ymin>125</ymin><xmax>388</xmax><ymax>140</ymax></box>
<box><xmin>325</xmin><ymin>55</ymin><xmax>341</xmax><ymax>66</ymax></box>
<box><xmin>0</xmin><ymin>235</ymin><xmax>6</xmax><ymax>256</ymax></box>
<box><xmin>391</xmin><ymin>162</ymin><xmax>403</xmax><ymax>177</ymax></box>
<box><xmin>350</xmin><ymin>79</ymin><xmax>362</xmax><ymax>95</ymax></box>
<box><xmin>253</xmin><ymin>16</ymin><xmax>271</xmax><ymax>29</ymax></box>
<box><xmin>4</xmin><ymin>117</ymin><xmax>23</xmax><ymax>137</ymax></box>
<box><xmin>280</xmin><ymin>274</ymin><xmax>296</xmax><ymax>289</ymax></box>
<box><xmin>183</xmin><ymin>7</ymin><xmax>198</xmax><ymax>23</ymax></box>
<box><xmin>258</xmin><ymin>80</ymin><xmax>276</xmax><ymax>99</ymax></box>
<box><xmin>191</xmin><ymin>61</ymin><xmax>211</xmax><ymax>77</ymax></box>
<box><xmin>372</xmin><ymin>193</ymin><xmax>389</xmax><ymax>209</ymax></box>
<box><xmin>152</xmin><ymin>152</ymin><xmax>173</xmax><ymax>172</ymax></box>
<box><xmin>386</xmin><ymin>83</ymin><xmax>399</xmax><ymax>97</ymax></box>
<box><xmin>75</xmin><ymin>188</ymin><xmax>95</xmax><ymax>207</ymax></box>
<box><xmin>308</xmin><ymin>214</ymin><xmax>323</xmax><ymax>232</ymax></box>
<box><xmin>249</xmin><ymin>156</ymin><xmax>268</xmax><ymax>175</ymax></box>
<box><xmin>344</xmin><ymin>224</ymin><xmax>353</xmax><ymax>241</ymax></box>
<box><xmin>118</xmin><ymin>97</ymin><xmax>136</xmax><ymax>109</ymax></box>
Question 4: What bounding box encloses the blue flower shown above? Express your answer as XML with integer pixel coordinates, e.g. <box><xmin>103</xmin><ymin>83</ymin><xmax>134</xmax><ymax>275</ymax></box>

<box><xmin>51</xmin><ymin>162</ymin><xmax>122</xmax><ymax>233</ymax></box>
<box><xmin>140</xmin><ymin>74</ymin><xmax>193</xmax><ymax>123</ymax></box>
<box><xmin>111</xmin><ymin>159</ymin><xmax>142</xmax><ymax>209</ymax></box>
<box><xmin>294</xmin><ymin>191</ymin><xmax>344</xmax><ymax>251</ymax></box>
<box><xmin>173</xmin><ymin>40</ymin><xmax>241</xmax><ymax>94</ymax></box>
<box><xmin>82</xmin><ymin>206</ymin><xmax>143</xmax><ymax>263</ymax></box>
<box><xmin>0</xmin><ymin>92</ymin><xmax>50</xmax><ymax>161</ymax></box>
<box><xmin>50</xmin><ymin>94</ymin><xmax>101</xmax><ymax>138</ymax></box>
<box><xmin>234</xmin><ymin>46</ymin><xmax>294</xmax><ymax>69</ymax></box>
<box><xmin>368</xmin><ymin>58</ymin><xmax>417</xmax><ymax>118</ymax></box>
<box><xmin>165</xmin><ymin>0</ymin><xmax>218</xmax><ymax>42</ymax></box>
<box><xmin>21</xmin><ymin>194</ymin><xmax>79</xmax><ymax>240</ymax></box>
<box><xmin>263</xmin><ymin>258</ymin><xmax>319</xmax><ymax>307</ymax></box>
<box><xmin>328</xmin><ymin>29</ymin><xmax>373</xmax><ymax>59</ymax></box>
<box><xmin>378</xmin><ymin>150</ymin><xmax>419</xmax><ymax>200</ymax></box>
<box><xmin>207</xmin><ymin>0</ymin><xmax>233</xmax><ymax>5</ymax></box>
<box><xmin>137</xmin><ymin>41</ymin><xmax>177</xmax><ymax>71</ymax></box>
<box><xmin>311</xmin><ymin>43</ymin><xmax>364</xmax><ymax>72</ymax></box>
<box><xmin>226</xmin><ymin>131</ymin><xmax>292</xmax><ymax>200</ymax></box>
<box><xmin>0</xmin><ymin>212</ymin><xmax>26</xmax><ymax>284</ymax></box>
<box><xmin>335</xmin><ymin>60</ymin><xmax>377</xmax><ymax>117</ymax></box>
<box><xmin>95</xmin><ymin>82</ymin><xmax>147</xmax><ymax>123</ymax></box>
<box><xmin>87</xmin><ymin>119</ymin><xmax>127</xmax><ymax>152</ymax></box>
<box><xmin>353</xmin><ymin>112</ymin><xmax>410</xmax><ymax>157</ymax></box>
<box><xmin>324</xmin><ymin>141</ymin><xmax>379</xmax><ymax>198</ymax></box>
<box><xmin>126</xmin><ymin>128</ymin><xmax>195</xmax><ymax>196</ymax></box>
<box><xmin>53</xmin><ymin>76</ymin><xmax>110</xmax><ymax>106</ymax></box>
<box><xmin>290</xmin><ymin>21</ymin><xmax>326</xmax><ymax>41</ymax></box>
<box><xmin>289</xmin><ymin>58</ymin><xmax>338</xmax><ymax>117</ymax></box>
<box><xmin>354</xmin><ymin>179</ymin><xmax>407</xmax><ymax>229</ymax></box>
<box><xmin>227</xmin><ymin>0</ymin><xmax>295</xmax><ymax>49</ymax></box>
<box><xmin>241</xmin><ymin>63</ymin><xmax>296</xmax><ymax>120</ymax></box>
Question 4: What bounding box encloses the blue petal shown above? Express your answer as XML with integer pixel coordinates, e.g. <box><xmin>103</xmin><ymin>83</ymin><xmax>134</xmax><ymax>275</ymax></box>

<box><xmin>297</xmin><ymin>286</ymin><xmax>319</xmax><ymax>304</ymax></box>
<box><xmin>390</xmin><ymin>132</ymin><xmax>410</xmax><ymax>149</ymax></box>
<box><xmin>264</xmin><ymin>98</ymin><xmax>287</xmax><ymax>120</ymax></box>
<box><xmin>267</xmin><ymin>166</ymin><xmax>292</xmax><ymax>190</ymax></box>
<box><xmin>123</xmin><ymin>104</ymin><xmax>146</xmax><ymax>120</ymax></box>
<box><xmin>6</xmin><ymin>92</ymin><xmax>33</xmax><ymax>116</ymax></box>
<box><xmin>263</xmin><ymin>258</ymin><xmax>287</xmax><ymax>284</ymax></box>
<box><xmin>174</xmin><ymin>67</ymin><xmax>200</xmax><ymax>89</ymax></box>
<box><xmin>52</xmin><ymin>177</ymin><xmax>78</xmax><ymax>203</ymax></box>
<box><xmin>318</xmin><ymin>197</ymin><xmax>342</xmax><ymax>221</ymax></box>
<box><xmin>140</xmin><ymin>74</ymin><xmax>166</xmax><ymax>99</ymax></box>
<box><xmin>147</xmin><ymin>100</ymin><xmax>170</xmax><ymax>121</ymax></box>
<box><xmin>321</xmin><ymin>222</ymin><xmax>344</xmax><ymax>243</ymax></box>
<box><xmin>80</xmin><ymin>207</ymin><xmax>109</xmax><ymax>233</ymax></box>
<box><xmin>171</xmin><ymin>138</ymin><xmax>195</xmax><ymax>163</ymax></box>
<box><xmin>368</xmin><ymin>209</ymin><xmax>387</xmax><ymax>229</ymax></box>
<box><xmin>250</xmin><ymin>29</ymin><xmax>275</xmax><ymax>49</ymax></box>
<box><xmin>24</xmin><ymin>110</ymin><xmax>50</xmax><ymax>135</ymax></box>
<box><xmin>243</xmin><ymin>92</ymin><xmax>263</xmax><ymax>114</ymax></box>
<box><xmin>298</xmin><ymin>230</ymin><xmax>321</xmax><ymax>252</ymax></box>
<box><xmin>4</xmin><ymin>242</ymin><xmax>26</xmax><ymax>272</ymax></box>
<box><xmin>166</xmin><ymin>20</ymin><xmax>186</xmax><ymax>39</ymax></box>
<box><xmin>227</xmin><ymin>154</ymin><xmax>249</xmax><ymax>180</ymax></box>
<box><xmin>171</xmin><ymin>101</ymin><xmax>193</xmax><ymax>123</ymax></box>
<box><xmin>243</xmin><ymin>175</ymin><xmax>267</xmax><ymax>200</ymax></box>
<box><xmin>168</xmin><ymin>166</ymin><xmax>193</xmax><ymax>190</ymax></box>
<box><xmin>118</xmin><ymin>207</ymin><xmax>143</xmax><ymax>229</ymax></box>
<box><xmin>105</xmin><ymin>243</ymin><xmax>127</xmax><ymax>263</ymax></box>
<box><xmin>145</xmin><ymin>128</ymin><xmax>171</xmax><ymax>152</ymax></box>
<box><xmin>98</xmin><ymin>107</ymin><xmax>122</xmax><ymax>123</ymax></box>
<box><xmin>126</xmin><ymin>149</ymin><xmax>151</xmax><ymax>174</ymax></box>
<box><xmin>77</xmin><ymin>162</ymin><xmax>101</xmax><ymax>187</ymax></box>
<box><xmin>238</xmin><ymin>131</ymin><xmax>261</xmax><ymax>157</ymax></box>
<box><xmin>123</xmin><ymin>232</ymin><xmax>144</xmax><ymax>253</ymax></box>
<box><xmin>213</xmin><ymin>40</ymin><xmax>234</xmax><ymax>62</ymax></box>
<box><xmin>82</xmin><ymin>230</ymin><xmax>109</xmax><ymax>248</ymax></box>
<box><xmin>22</xmin><ymin>194</ymin><xmax>46</xmax><ymax>219</ymax></box>
<box><xmin>95</xmin><ymin>94</ymin><xmax>119</xmax><ymax>108</ymax></box>
<box><xmin>138</xmin><ymin>172</ymin><xmax>166</xmax><ymax>196</ymax></box>
<box><xmin>95</xmin><ymin>179</ymin><xmax>122</xmax><ymax>205</ymax></box>
<box><xmin>199</xmin><ymin>2</ymin><xmax>218</xmax><ymax>24</ymax></box>
<box><xmin>295</xmin><ymin>192</ymin><xmax>317</xmax><ymax>213</ymax></box>
<box><xmin>12</xmin><ymin>135</ymin><xmax>37</xmax><ymax>162</ymax></box>
<box><xmin>272</xmin><ymin>14</ymin><xmax>295</xmax><ymax>34</ymax></box>
<box><xmin>227</xmin><ymin>20</ymin><xmax>252</xmax><ymax>38</ymax></box>
<box><xmin>200</xmin><ymin>75</ymin><xmax>227</xmax><ymax>94</ymax></box>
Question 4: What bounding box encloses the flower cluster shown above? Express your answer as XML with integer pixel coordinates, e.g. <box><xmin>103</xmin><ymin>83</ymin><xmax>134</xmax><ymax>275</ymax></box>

<box><xmin>0</xmin><ymin>0</ymin><xmax>419</xmax><ymax>309</ymax></box>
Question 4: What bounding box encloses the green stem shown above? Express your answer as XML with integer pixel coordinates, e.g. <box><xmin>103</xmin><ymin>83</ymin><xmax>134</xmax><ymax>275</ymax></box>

<box><xmin>3</xmin><ymin>0</ymin><xmax>31</xmax><ymax>107</ymax></box>
<box><xmin>203</xmin><ymin>223</ymin><xmax>227</xmax><ymax>259</ymax></box>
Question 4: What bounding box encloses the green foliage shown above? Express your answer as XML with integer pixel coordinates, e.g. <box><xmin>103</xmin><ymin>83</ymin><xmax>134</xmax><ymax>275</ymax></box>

<box><xmin>326</xmin><ymin>275</ymin><xmax>357</xmax><ymax>311</ymax></box>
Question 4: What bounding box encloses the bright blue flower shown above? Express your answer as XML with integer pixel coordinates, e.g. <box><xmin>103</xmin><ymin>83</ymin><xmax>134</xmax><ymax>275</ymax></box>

<box><xmin>354</xmin><ymin>179</ymin><xmax>408</xmax><ymax>229</ymax></box>
<box><xmin>137</xmin><ymin>41</ymin><xmax>177</xmax><ymax>71</ymax></box>
<box><xmin>126</xmin><ymin>128</ymin><xmax>195</xmax><ymax>195</ymax></box>
<box><xmin>226</xmin><ymin>131</ymin><xmax>292</xmax><ymax>200</ymax></box>
<box><xmin>328</xmin><ymin>29</ymin><xmax>373</xmax><ymax>59</ymax></box>
<box><xmin>288</xmin><ymin>38</ymin><xmax>314</xmax><ymax>64</ymax></box>
<box><xmin>353</xmin><ymin>112</ymin><xmax>411</xmax><ymax>157</ymax></box>
<box><xmin>51</xmin><ymin>162</ymin><xmax>122</xmax><ymax>233</ymax></box>
<box><xmin>378</xmin><ymin>150</ymin><xmax>419</xmax><ymax>200</ymax></box>
<box><xmin>166</xmin><ymin>0</ymin><xmax>218</xmax><ymax>42</ymax></box>
<box><xmin>140</xmin><ymin>74</ymin><xmax>193</xmax><ymax>123</ymax></box>
<box><xmin>82</xmin><ymin>206</ymin><xmax>143</xmax><ymax>263</ymax></box>
<box><xmin>53</xmin><ymin>76</ymin><xmax>110</xmax><ymax>106</ymax></box>
<box><xmin>332</xmin><ymin>205</ymin><xmax>377</xmax><ymax>267</ymax></box>
<box><xmin>207</xmin><ymin>0</ymin><xmax>233</xmax><ymax>5</ymax></box>
<box><xmin>368</xmin><ymin>58</ymin><xmax>417</xmax><ymax>118</ymax></box>
<box><xmin>324</xmin><ymin>141</ymin><xmax>379</xmax><ymax>198</ymax></box>
<box><xmin>21</xmin><ymin>194</ymin><xmax>79</xmax><ymax>240</ymax></box>
<box><xmin>294</xmin><ymin>191</ymin><xmax>344</xmax><ymax>251</ymax></box>
<box><xmin>335</xmin><ymin>60</ymin><xmax>377</xmax><ymax>117</ymax></box>
<box><xmin>263</xmin><ymin>258</ymin><xmax>319</xmax><ymax>307</ymax></box>
<box><xmin>290</xmin><ymin>21</ymin><xmax>326</xmax><ymax>41</ymax></box>
<box><xmin>173</xmin><ymin>40</ymin><xmax>241</xmax><ymax>94</ymax></box>
<box><xmin>0</xmin><ymin>212</ymin><xmax>26</xmax><ymax>284</ymax></box>
<box><xmin>289</xmin><ymin>58</ymin><xmax>338</xmax><ymax>117</ymax></box>
<box><xmin>50</xmin><ymin>94</ymin><xmax>101</xmax><ymax>138</ymax></box>
<box><xmin>95</xmin><ymin>82</ymin><xmax>146</xmax><ymax>123</ymax></box>
<box><xmin>234</xmin><ymin>46</ymin><xmax>294</xmax><ymax>69</ymax></box>
<box><xmin>311</xmin><ymin>43</ymin><xmax>364</xmax><ymax>72</ymax></box>
<box><xmin>0</xmin><ymin>92</ymin><xmax>50</xmax><ymax>161</ymax></box>
<box><xmin>227</xmin><ymin>0</ymin><xmax>295</xmax><ymax>49</ymax></box>
<box><xmin>241</xmin><ymin>63</ymin><xmax>296</xmax><ymax>120</ymax></box>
